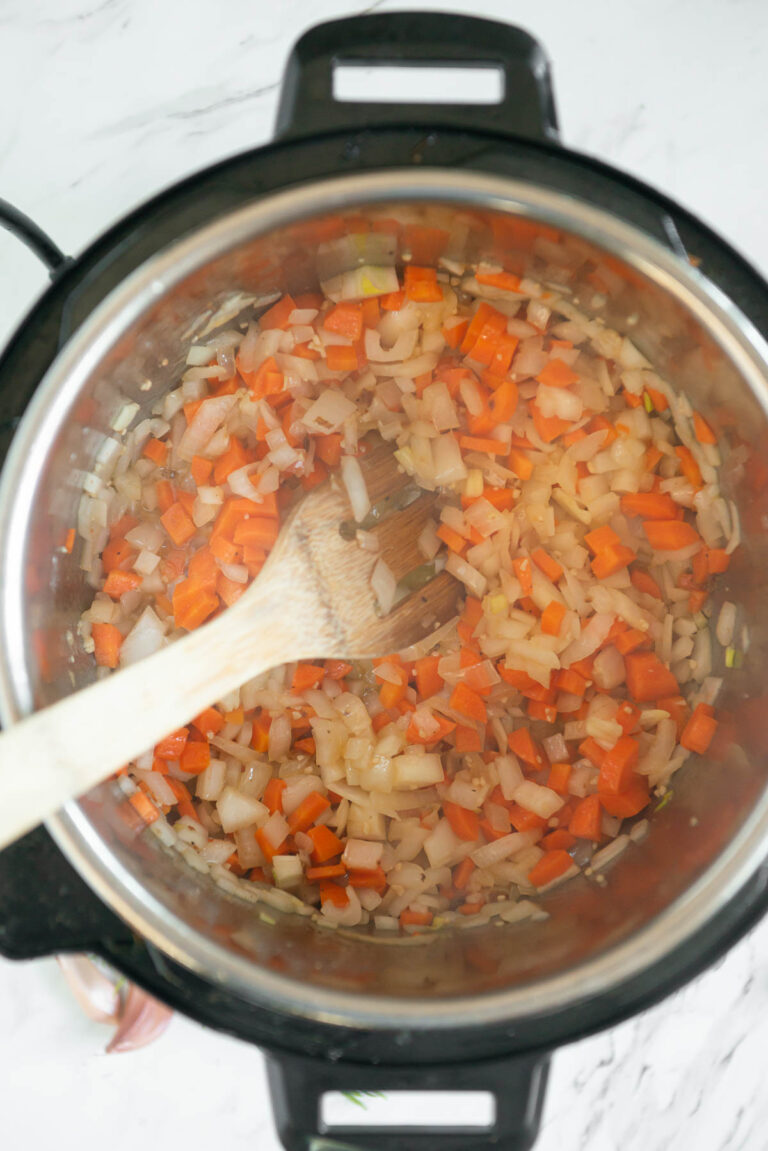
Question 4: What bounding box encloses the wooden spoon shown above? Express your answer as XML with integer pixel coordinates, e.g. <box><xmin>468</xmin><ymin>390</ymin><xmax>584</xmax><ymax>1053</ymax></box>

<box><xmin>0</xmin><ymin>442</ymin><xmax>461</xmax><ymax>850</ymax></box>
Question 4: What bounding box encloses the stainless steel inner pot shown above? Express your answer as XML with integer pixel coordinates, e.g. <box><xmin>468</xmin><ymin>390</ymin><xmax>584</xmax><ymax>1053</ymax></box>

<box><xmin>1</xmin><ymin>169</ymin><xmax>767</xmax><ymax>1030</ymax></box>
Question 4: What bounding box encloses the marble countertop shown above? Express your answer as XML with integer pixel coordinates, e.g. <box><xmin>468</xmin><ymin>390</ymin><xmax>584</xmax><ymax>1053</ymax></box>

<box><xmin>1</xmin><ymin>1</ymin><xmax>768</xmax><ymax>1148</ymax></box>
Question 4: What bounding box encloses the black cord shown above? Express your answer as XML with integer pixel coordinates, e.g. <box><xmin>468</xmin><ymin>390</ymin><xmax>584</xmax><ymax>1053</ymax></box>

<box><xmin>0</xmin><ymin>197</ymin><xmax>68</xmax><ymax>274</ymax></box>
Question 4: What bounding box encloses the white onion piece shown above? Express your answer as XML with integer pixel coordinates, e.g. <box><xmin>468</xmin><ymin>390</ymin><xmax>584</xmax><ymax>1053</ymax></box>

<box><xmin>177</xmin><ymin>394</ymin><xmax>237</xmax><ymax>461</ymax></box>
<box><xmin>471</xmin><ymin>830</ymin><xmax>539</xmax><ymax>869</ymax></box>
<box><xmin>340</xmin><ymin>455</ymin><xmax>370</xmax><ymax>522</ymax></box>
<box><xmin>216</xmin><ymin>787</ymin><xmax>268</xmax><ymax>834</ymax></box>
<box><xmin>120</xmin><ymin>607</ymin><xmax>166</xmax><ymax>667</ymax></box>
<box><xmin>227</xmin><ymin>464</ymin><xmax>259</xmax><ymax>498</ymax></box>
<box><xmin>560</xmin><ymin>612</ymin><xmax>615</xmax><ymax>666</ymax></box>
<box><xmin>343</xmin><ymin>839</ymin><xmax>383</xmax><ymax>870</ymax></box>
<box><xmin>303</xmin><ymin>389</ymin><xmax>357</xmax><ymax>434</ymax></box>
<box><xmin>268</xmin><ymin>713</ymin><xmax>292</xmax><ymax>761</ymax></box>
<box><xmin>364</xmin><ymin>328</ymin><xmax>418</xmax><ymax>362</ymax></box>
<box><xmin>371</xmin><ymin>557</ymin><xmax>397</xmax><ymax>614</ymax></box>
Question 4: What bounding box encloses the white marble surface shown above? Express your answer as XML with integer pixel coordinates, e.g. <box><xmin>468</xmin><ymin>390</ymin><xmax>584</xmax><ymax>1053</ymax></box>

<box><xmin>1</xmin><ymin>1</ymin><xmax>768</xmax><ymax>1147</ymax></box>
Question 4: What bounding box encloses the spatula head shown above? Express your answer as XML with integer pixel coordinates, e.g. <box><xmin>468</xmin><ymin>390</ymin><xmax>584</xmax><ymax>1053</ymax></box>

<box><xmin>260</xmin><ymin>439</ymin><xmax>462</xmax><ymax>658</ymax></box>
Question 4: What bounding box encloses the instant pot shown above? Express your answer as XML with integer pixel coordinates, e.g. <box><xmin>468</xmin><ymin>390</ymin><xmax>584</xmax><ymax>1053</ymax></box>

<box><xmin>1</xmin><ymin>14</ymin><xmax>768</xmax><ymax>1151</ymax></box>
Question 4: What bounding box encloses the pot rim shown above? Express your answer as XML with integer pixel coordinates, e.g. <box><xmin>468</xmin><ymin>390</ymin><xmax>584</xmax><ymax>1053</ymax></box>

<box><xmin>1</xmin><ymin>167</ymin><xmax>768</xmax><ymax>1031</ymax></box>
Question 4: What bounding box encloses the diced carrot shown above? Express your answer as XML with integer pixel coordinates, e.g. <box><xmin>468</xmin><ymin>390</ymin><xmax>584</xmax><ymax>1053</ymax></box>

<box><xmin>323</xmin><ymin>302</ymin><xmax>363</xmax><ymax>341</ymax></box>
<box><xmin>680</xmin><ymin>702</ymin><xmax>718</xmax><ymax>754</ymax></box>
<box><xmin>528</xmin><ymin>849</ymin><xmax>573</xmax><ymax>887</ymax></box>
<box><xmin>307</xmin><ymin>824</ymin><xmax>344</xmax><ymax>864</ymax></box>
<box><xmin>64</xmin><ymin>527</ymin><xmax>76</xmax><ymax>554</ymax></box>
<box><xmin>584</xmin><ymin>524</ymin><xmax>620</xmax><ymax>554</ymax></box>
<box><xmin>527</xmin><ymin>699</ymin><xmax>557</xmax><ymax>723</ymax></box>
<box><xmin>531</xmin><ymin>548</ymin><xmax>563</xmax><ymax>583</ymax></box>
<box><xmin>91</xmin><ymin>622</ymin><xmax>123</xmax><ymax>668</ymax></box>
<box><xmin>213</xmin><ymin>436</ymin><xmax>255</xmax><ymax>485</ymax></box>
<box><xmin>255</xmin><ymin>826</ymin><xmax>288</xmax><ymax>864</ymax></box>
<box><xmin>536</xmin><ymin>359</ymin><xmax>579</xmax><ymax>388</ymax></box>
<box><xmin>620</xmin><ymin>492</ymin><xmax>679</xmax><ymax>519</ymax></box>
<box><xmin>645</xmin><ymin>445</ymin><xmax>663</xmax><ymax>472</ymax></box>
<box><xmin>172</xmin><ymin>578</ymin><xmax>219</xmax><ymax>631</ymax></box>
<box><xmin>128</xmin><ymin>791</ymin><xmax>158</xmax><ymax>825</ymax></box>
<box><xmin>167</xmin><ymin>778</ymin><xmax>200</xmax><ymax>823</ymax></box>
<box><xmin>643</xmin><ymin>520</ymin><xmax>700</xmax><ymax>551</ymax></box>
<box><xmin>407</xmin><ymin>712</ymin><xmax>456</xmax><ymax>746</ymax></box>
<box><xmin>585</xmin><ymin>415</ymin><xmax>617</xmax><ymax>447</ymax></box>
<box><xmin>541</xmin><ymin>829</ymin><xmax>576</xmax><ymax>852</ymax></box>
<box><xmin>102</xmin><ymin>569</ymin><xmax>142</xmax><ymax>598</ymax></box>
<box><xmin>597</xmin><ymin>735</ymin><xmax>639</xmax><ymax>794</ymax></box>
<box><xmin>306</xmin><ymin>863</ymin><xmax>347</xmax><ymax>882</ymax></box>
<box><xmin>554</xmin><ymin>668</ymin><xmax>588</xmax><ymax>696</ymax></box>
<box><xmin>645</xmin><ymin>386</ymin><xmax>669</xmax><ymax>412</ymax></box>
<box><xmin>187</xmin><ymin>547</ymin><xmax>219</xmax><ymax>591</ymax></box>
<box><xmin>530</xmin><ymin>402</ymin><xmax>572</xmax><ymax>443</ymax></box>
<box><xmin>191</xmin><ymin>707</ymin><xmax>224</xmax><ymax>737</ymax></box>
<box><xmin>599</xmin><ymin>776</ymin><xmax>649</xmax><ymax>817</ymax></box>
<box><xmin>400</xmin><ymin>908</ymin><xmax>434</xmax><ymax>927</ymax></box>
<box><xmin>101</xmin><ymin>537</ymin><xmax>136</xmax><ymax>573</ymax></box>
<box><xmin>443</xmin><ymin>801</ymin><xmax>481</xmax><ymax>842</ymax></box>
<box><xmin>263</xmin><ymin>778</ymin><xmax>286</xmax><ymax>814</ymax></box>
<box><xmin>287</xmin><ymin>791</ymin><xmax>331</xmax><ymax>833</ymax></box>
<box><xmin>625</xmin><ymin>651</ymin><xmax>679</xmax><ymax>702</ymax></box>
<box><xmin>190</xmin><ymin>455</ymin><xmax>213</xmax><ymax>486</ymax></box>
<box><xmin>294</xmin><ymin>737</ymin><xmax>316</xmax><ymax>755</ymax></box>
<box><xmin>361</xmin><ymin>298</ymin><xmax>380</xmax><ymax>328</ymax></box>
<box><xmin>260</xmin><ymin>293</ymin><xmax>296</xmax><ymax>330</ymax></box>
<box><xmin>616</xmin><ymin>700</ymin><xmax>641</xmax><ymax>734</ymax></box>
<box><xmin>414</xmin><ymin>655</ymin><xmax>443</xmax><ymax>699</ymax></box>
<box><xmin>347</xmin><ymin>867</ymin><xmax>387</xmax><ymax>892</ymax></box>
<box><xmin>579</xmin><ymin>737</ymin><xmax>607</xmax><ymax>769</ymax></box>
<box><xmin>688</xmin><ymin>589</ymin><xmax>709</xmax><ymax>613</ymax></box>
<box><xmin>251</xmin><ymin>712</ymin><xmax>271</xmax><ymax>754</ymax></box>
<box><xmin>615</xmin><ymin>628</ymin><xmax>651</xmax><ymax>655</ymax></box>
<box><xmin>291</xmin><ymin>663</ymin><xmax>326</xmax><ymax>693</ymax></box>
<box><xmin>161</xmin><ymin>502</ymin><xmax>197</xmax><ymax>546</ymax></box>
<box><xmin>675</xmin><ymin>445</ymin><xmax>703</xmax><ymax>489</ymax></box>
<box><xmin>622</xmin><ymin>389</ymin><xmax>643</xmax><ymax>408</ymax></box>
<box><xmin>458</xmin><ymin>434</ymin><xmax>507</xmax><ymax>455</ymax></box>
<box><xmin>315</xmin><ymin>433</ymin><xmax>343</xmax><ymax>468</ymax></box>
<box><xmin>443</xmin><ymin>318</ymin><xmax>469</xmax><ymax>349</ymax></box>
<box><xmin>318</xmin><ymin>881</ymin><xmax>349</xmax><ymax>909</ymax></box>
<box><xmin>541</xmin><ymin>600</ymin><xmax>566</xmax><ymax>636</ymax></box>
<box><xmin>547</xmin><ymin>762</ymin><xmax>572</xmax><ymax>793</ymax></box>
<box><xmin>326</xmin><ymin>344</ymin><xmax>360</xmax><ymax>372</ymax></box>
<box><xmin>233</xmin><ymin>517</ymin><xmax>280</xmax><ymax>550</ymax></box>
<box><xmin>513</xmin><ymin>556</ymin><xmax>533</xmax><ymax>595</ymax></box>
<box><xmin>508</xmin><ymin>448</ymin><xmax>534</xmax><ymax>480</ymax></box>
<box><xmin>404</xmin><ymin>265</ymin><xmax>443</xmax><ymax>303</ymax></box>
<box><xmin>630</xmin><ymin>568</ymin><xmax>663</xmax><ymax>599</ymax></box>
<box><xmin>454</xmin><ymin>725</ymin><xmax>484</xmax><ymax>752</ymax></box>
<box><xmin>180</xmin><ymin>740</ymin><xmax>210</xmax><ymax>775</ymax></box>
<box><xmin>324</xmin><ymin>659</ymin><xmax>353</xmax><ymax>681</ymax></box>
<box><xmin>693</xmin><ymin>412</ymin><xmax>717</xmax><ymax>444</ymax></box>
<box><xmin>453</xmin><ymin>857</ymin><xmax>476</xmax><ymax>891</ymax></box>
<box><xmin>569</xmin><ymin>794</ymin><xmax>602</xmax><ymax>840</ymax></box>
<box><xmin>449</xmin><ymin>682</ymin><xmax>487</xmax><ymax>724</ymax></box>
<box><xmin>591</xmin><ymin>543</ymin><xmax>636</xmax><ymax>579</ymax></box>
<box><xmin>380</xmin><ymin>288</ymin><xmax>406</xmax><ymax>310</ymax></box>
<box><xmin>155</xmin><ymin>728</ymin><xmax>189</xmax><ymax>759</ymax></box>
<box><xmin>507</xmin><ymin>727</ymin><xmax>542</xmax><ymax>767</ymax></box>
<box><xmin>706</xmin><ymin>548</ymin><xmax>731</xmax><ymax>575</ymax></box>
<box><xmin>142</xmin><ymin>437</ymin><xmax>168</xmax><ymax>466</ymax></box>
<box><xmin>475</xmin><ymin>269</ymin><xmax>522</xmax><ymax>292</ymax></box>
<box><xmin>437</xmin><ymin>523</ymin><xmax>467</xmax><ymax>553</ymax></box>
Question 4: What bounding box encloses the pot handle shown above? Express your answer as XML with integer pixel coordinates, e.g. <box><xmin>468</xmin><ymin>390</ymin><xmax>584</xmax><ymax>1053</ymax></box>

<box><xmin>275</xmin><ymin>13</ymin><xmax>559</xmax><ymax>144</ymax></box>
<box><xmin>265</xmin><ymin>1049</ymin><xmax>550</xmax><ymax>1151</ymax></box>
<box><xmin>0</xmin><ymin>825</ymin><xmax>132</xmax><ymax>958</ymax></box>
<box><xmin>0</xmin><ymin>198</ymin><xmax>69</xmax><ymax>275</ymax></box>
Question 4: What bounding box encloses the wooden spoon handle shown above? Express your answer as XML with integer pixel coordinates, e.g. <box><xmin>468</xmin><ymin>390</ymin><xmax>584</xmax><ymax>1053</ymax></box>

<box><xmin>0</xmin><ymin>569</ymin><xmax>307</xmax><ymax>851</ymax></box>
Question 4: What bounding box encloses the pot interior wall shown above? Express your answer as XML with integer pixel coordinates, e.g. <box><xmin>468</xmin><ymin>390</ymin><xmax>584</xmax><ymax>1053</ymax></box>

<box><xmin>9</xmin><ymin>195</ymin><xmax>768</xmax><ymax>999</ymax></box>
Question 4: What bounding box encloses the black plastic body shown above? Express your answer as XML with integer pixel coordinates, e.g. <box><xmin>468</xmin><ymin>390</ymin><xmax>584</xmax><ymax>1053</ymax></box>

<box><xmin>0</xmin><ymin>12</ymin><xmax>767</xmax><ymax>1151</ymax></box>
